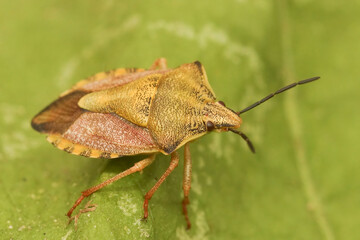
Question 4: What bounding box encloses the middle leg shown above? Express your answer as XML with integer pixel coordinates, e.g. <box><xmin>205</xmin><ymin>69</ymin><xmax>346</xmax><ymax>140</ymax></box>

<box><xmin>143</xmin><ymin>151</ymin><xmax>179</xmax><ymax>219</ymax></box>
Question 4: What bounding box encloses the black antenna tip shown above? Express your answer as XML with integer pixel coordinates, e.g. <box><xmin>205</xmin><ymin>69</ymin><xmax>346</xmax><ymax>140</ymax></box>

<box><xmin>249</xmin><ymin>142</ymin><xmax>256</xmax><ymax>154</ymax></box>
<box><xmin>229</xmin><ymin>129</ymin><xmax>255</xmax><ymax>154</ymax></box>
<box><xmin>298</xmin><ymin>76</ymin><xmax>320</xmax><ymax>84</ymax></box>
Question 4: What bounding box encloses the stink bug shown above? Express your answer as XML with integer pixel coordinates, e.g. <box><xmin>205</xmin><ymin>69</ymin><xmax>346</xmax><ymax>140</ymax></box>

<box><xmin>31</xmin><ymin>58</ymin><xmax>319</xmax><ymax>229</ymax></box>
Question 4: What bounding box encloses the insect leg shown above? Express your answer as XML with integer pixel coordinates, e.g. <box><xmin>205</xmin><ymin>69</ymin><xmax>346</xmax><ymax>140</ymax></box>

<box><xmin>66</xmin><ymin>154</ymin><xmax>156</xmax><ymax>219</ymax></box>
<box><xmin>68</xmin><ymin>200</ymin><xmax>97</xmax><ymax>227</ymax></box>
<box><xmin>143</xmin><ymin>151</ymin><xmax>179</xmax><ymax>219</ymax></box>
<box><xmin>182</xmin><ymin>143</ymin><xmax>192</xmax><ymax>229</ymax></box>
<box><xmin>150</xmin><ymin>58</ymin><xmax>168</xmax><ymax>70</ymax></box>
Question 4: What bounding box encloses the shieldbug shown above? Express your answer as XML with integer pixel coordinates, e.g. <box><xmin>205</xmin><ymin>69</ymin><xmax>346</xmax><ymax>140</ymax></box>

<box><xmin>31</xmin><ymin>58</ymin><xmax>319</xmax><ymax>229</ymax></box>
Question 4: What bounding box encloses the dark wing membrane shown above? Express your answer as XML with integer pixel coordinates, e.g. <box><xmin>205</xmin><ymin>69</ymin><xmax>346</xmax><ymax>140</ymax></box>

<box><xmin>31</xmin><ymin>68</ymin><xmax>163</xmax><ymax>134</ymax></box>
<box><xmin>31</xmin><ymin>90</ymin><xmax>87</xmax><ymax>134</ymax></box>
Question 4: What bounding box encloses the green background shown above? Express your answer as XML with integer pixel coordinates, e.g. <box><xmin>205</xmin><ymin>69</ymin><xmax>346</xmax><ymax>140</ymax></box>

<box><xmin>1</xmin><ymin>0</ymin><xmax>359</xmax><ymax>239</ymax></box>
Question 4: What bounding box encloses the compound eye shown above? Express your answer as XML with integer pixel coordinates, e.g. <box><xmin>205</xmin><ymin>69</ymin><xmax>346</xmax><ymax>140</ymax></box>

<box><xmin>218</xmin><ymin>101</ymin><xmax>226</xmax><ymax>107</ymax></box>
<box><xmin>206</xmin><ymin>121</ymin><xmax>215</xmax><ymax>131</ymax></box>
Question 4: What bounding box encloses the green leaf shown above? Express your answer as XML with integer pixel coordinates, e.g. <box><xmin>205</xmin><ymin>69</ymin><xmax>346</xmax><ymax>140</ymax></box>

<box><xmin>1</xmin><ymin>0</ymin><xmax>359</xmax><ymax>239</ymax></box>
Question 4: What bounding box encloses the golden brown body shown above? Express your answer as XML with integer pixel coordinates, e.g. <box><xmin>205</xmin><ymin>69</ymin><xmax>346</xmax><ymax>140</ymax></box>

<box><xmin>32</xmin><ymin>60</ymin><xmax>240</xmax><ymax>158</ymax></box>
<box><xmin>31</xmin><ymin>58</ymin><xmax>242</xmax><ymax>229</ymax></box>
<box><xmin>31</xmin><ymin>58</ymin><xmax>317</xmax><ymax>228</ymax></box>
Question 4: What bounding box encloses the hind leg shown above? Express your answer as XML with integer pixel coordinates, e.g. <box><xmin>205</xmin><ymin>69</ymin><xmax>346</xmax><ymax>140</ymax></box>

<box><xmin>67</xmin><ymin>154</ymin><xmax>156</xmax><ymax>221</ymax></box>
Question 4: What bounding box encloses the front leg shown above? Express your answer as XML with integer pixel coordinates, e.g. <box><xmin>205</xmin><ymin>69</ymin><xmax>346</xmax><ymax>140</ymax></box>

<box><xmin>182</xmin><ymin>143</ymin><xmax>192</xmax><ymax>229</ymax></box>
<box><xmin>143</xmin><ymin>151</ymin><xmax>179</xmax><ymax>219</ymax></box>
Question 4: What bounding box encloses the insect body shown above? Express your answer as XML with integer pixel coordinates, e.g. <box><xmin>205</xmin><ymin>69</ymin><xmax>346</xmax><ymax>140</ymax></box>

<box><xmin>31</xmin><ymin>58</ymin><xmax>319</xmax><ymax>229</ymax></box>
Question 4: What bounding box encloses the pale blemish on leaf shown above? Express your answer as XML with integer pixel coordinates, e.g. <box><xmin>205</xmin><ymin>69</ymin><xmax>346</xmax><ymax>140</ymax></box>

<box><xmin>222</xmin><ymin>135</ymin><xmax>238</xmax><ymax>165</ymax></box>
<box><xmin>57</xmin><ymin>58</ymin><xmax>79</xmax><ymax>90</ymax></box>
<box><xmin>0</xmin><ymin>104</ymin><xmax>40</xmax><ymax>160</ymax></box>
<box><xmin>226</xmin><ymin>132</ymin><xmax>247</xmax><ymax>160</ymax></box>
<box><xmin>0</xmin><ymin>103</ymin><xmax>25</xmax><ymax>124</ymax></box>
<box><xmin>117</xmin><ymin>193</ymin><xmax>138</xmax><ymax>217</ymax></box>
<box><xmin>1</xmin><ymin>131</ymin><xmax>32</xmax><ymax>159</ymax></box>
<box><xmin>198</xmin><ymin>24</ymin><xmax>228</xmax><ymax>48</ymax></box>
<box><xmin>60</xmin><ymin>229</ymin><xmax>73</xmax><ymax>240</ymax></box>
<box><xmin>108</xmin><ymin>192</ymin><xmax>119</xmax><ymax>199</ymax></box>
<box><xmin>205</xmin><ymin>175</ymin><xmax>212</xmax><ymax>186</ymax></box>
<box><xmin>197</xmin><ymin>156</ymin><xmax>205</xmax><ymax>169</ymax></box>
<box><xmin>123</xmin><ymin>225</ymin><xmax>131</xmax><ymax>235</ymax></box>
<box><xmin>191</xmin><ymin>173</ymin><xmax>202</xmax><ymax>195</ymax></box>
<box><xmin>132</xmin><ymin>219</ymin><xmax>151</xmax><ymax>238</ymax></box>
<box><xmin>17</xmin><ymin>225</ymin><xmax>26</xmax><ymax>231</ymax></box>
<box><xmin>148</xmin><ymin>21</ymin><xmax>195</xmax><ymax>39</ymax></box>
<box><xmin>139</xmin><ymin>228</ymin><xmax>150</xmax><ymax>238</ymax></box>
<box><xmin>208</xmin><ymin>134</ymin><xmax>223</xmax><ymax>159</ymax></box>
<box><xmin>29</xmin><ymin>193</ymin><xmax>39</xmax><ymax>200</ymax></box>
<box><xmin>7</xmin><ymin>220</ymin><xmax>13</xmax><ymax>230</ymax></box>
<box><xmin>147</xmin><ymin>21</ymin><xmax>261</xmax><ymax>65</ymax></box>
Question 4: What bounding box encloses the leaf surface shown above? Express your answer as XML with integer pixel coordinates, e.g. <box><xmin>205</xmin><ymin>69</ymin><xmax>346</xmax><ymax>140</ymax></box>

<box><xmin>1</xmin><ymin>1</ymin><xmax>359</xmax><ymax>239</ymax></box>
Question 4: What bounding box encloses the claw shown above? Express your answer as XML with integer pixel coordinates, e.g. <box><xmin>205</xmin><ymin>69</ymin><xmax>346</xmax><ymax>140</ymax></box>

<box><xmin>182</xmin><ymin>196</ymin><xmax>191</xmax><ymax>229</ymax></box>
<box><xmin>67</xmin><ymin>200</ymin><xmax>97</xmax><ymax>229</ymax></box>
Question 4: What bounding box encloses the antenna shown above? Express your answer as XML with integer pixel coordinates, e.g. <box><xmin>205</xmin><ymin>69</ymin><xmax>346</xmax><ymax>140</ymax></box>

<box><xmin>237</xmin><ymin>76</ymin><xmax>320</xmax><ymax>115</ymax></box>
<box><xmin>229</xmin><ymin>129</ymin><xmax>255</xmax><ymax>153</ymax></box>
